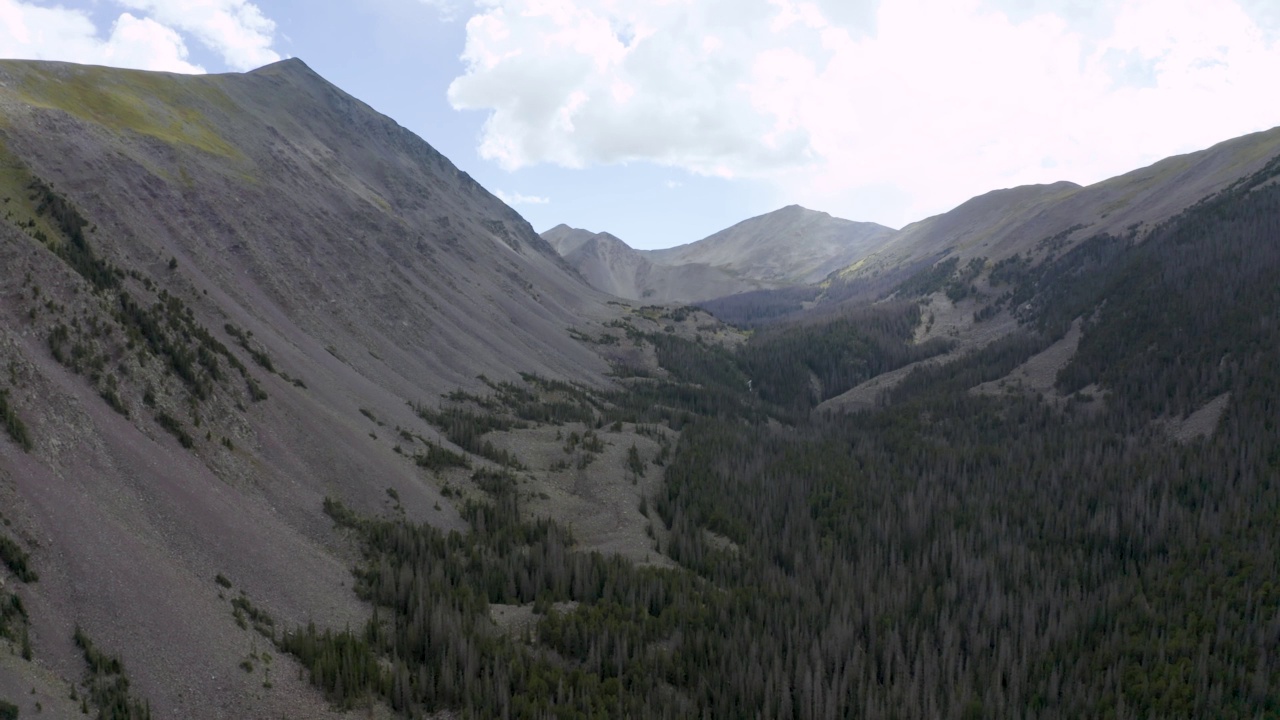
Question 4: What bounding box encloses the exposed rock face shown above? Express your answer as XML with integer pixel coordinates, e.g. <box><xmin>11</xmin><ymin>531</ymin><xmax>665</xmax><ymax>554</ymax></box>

<box><xmin>644</xmin><ymin>205</ymin><xmax>897</xmax><ymax>285</ymax></box>
<box><xmin>544</xmin><ymin>206</ymin><xmax>896</xmax><ymax>303</ymax></box>
<box><xmin>0</xmin><ymin>58</ymin><xmax>614</xmax><ymax>718</ymax></box>
<box><xmin>544</xmin><ymin>225</ymin><xmax>761</xmax><ymax>303</ymax></box>
<box><xmin>832</xmin><ymin>126</ymin><xmax>1280</xmax><ymax>286</ymax></box>
<box><xmin>2</xmin><ymin>53</ymin><xmax>1279</xmax><ymax>720</ymax></box>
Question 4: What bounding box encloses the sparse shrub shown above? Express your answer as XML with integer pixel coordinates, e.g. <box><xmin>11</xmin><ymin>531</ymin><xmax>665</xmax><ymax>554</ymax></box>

<box><xmin>231</xmin><ymin>595</ymin><xmax>275</xmax><ymax>639</ymax></box>
<box><xmin>0</xmin><ymin>390</ymin><xmax>32</xmax><ymax>452</ymax></box>
<box><xmin>99</xmin><ymin>387</ymin><xmax>129</xmax><ymax>418</ymax></box>
<box><xmin>0</xmin><ymin>534</ymin><xmax>37</xmax><ymax>582</ymax></box>
<box><xmin>155</xmin><ymin>412</ymin><xmax>194</xmax><ymax>448</ymax></box>
<box><xmin>471</xmin><ymin>468</ymin><xmax>516</xmax><ymax>495</ymax></box>
<box><xmin>73</xmin><ymin>626</ymin><xmax>151</xmax><ymax>719</ymax></box>
<box><xmin>626</xmin><ymin>444</ymin><xmax>646</xmax><ymax>479</ymax></box>
<box><xmin>246</xmin><ymin>377</ymin><xmax>268</xmax><ymax>402</ymax></box>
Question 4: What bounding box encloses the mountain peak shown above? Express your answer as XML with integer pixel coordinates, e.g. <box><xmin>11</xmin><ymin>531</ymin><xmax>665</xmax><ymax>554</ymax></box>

<box><xmin>645</xmin><ymin>206</ymin><xmax>897</xmax><ymax>285</ymax></box>
<box><xmin>777</xmin><ymin>203</ymin><xmax>823</xmax><ymax>216</ymax></box>
<box><xmin>250</xmin><ymin>56</ymin><xmax>312</xmax><ymax>72</ymax></box>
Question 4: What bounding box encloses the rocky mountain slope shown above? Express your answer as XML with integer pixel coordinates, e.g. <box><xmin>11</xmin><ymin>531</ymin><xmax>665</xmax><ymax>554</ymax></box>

<box><xmin>801</xmin><ymin>125</ymin><xmax>1280</xmax><ymax>408</ymax></box>
<box><xmin>3</xmin><ymin>53</ymin><xmax>1280</xmax><ymax>720</ymax></box>
<box><xmin>645</xmin><ymin>205</ymin><xmax>896</xmax><ymax>285</ymax></box>
<box><xmin>541</xmin><ymin>223</ymin><xmax>600</xmax><ymax>257</ymax></box>
<box><xmin>705</xmin><ymin>126</ymin><xmax>1280</xmax><ymax>329</ymax></box>
<box><xmin>0</xmin><ymin>57</ymin><xmax>624</xmax><ymax>718</ymax></box>
<box><xmin>544</xmin><ymin>205</ymin><xmax>896</xmax><ymax>303</ymax></box>
<box><xmin>832</xmin><ymin>126</ymin><xmax>1280</xmax><ymax>287</ymax></box>
<box><xmin>543</xmin><ymin>225</ymin><xmax>761</xmax><ymax>302</ymax></box>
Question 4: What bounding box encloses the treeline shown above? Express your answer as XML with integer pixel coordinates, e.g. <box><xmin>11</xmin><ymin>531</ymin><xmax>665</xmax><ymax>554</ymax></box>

<box><xmin>12</xmin><ymin>169</ymin><xmax>272</xmax><ymax>455</ymax></box>
<box><xmin>287</xmin><ymin>153</ymin><xmax>1280</xmax><ymax>718</ymax></box>
<box><xmin>283</xmin><ymin>490</ymin><xmax>715</xmax><ymax>717</ymax></box>
<box><xmin>698</xmin><ymin>285</ymin><xmax>821</xmax><ymax>326</ymax></box>
<box><xmin>738</xmin><ymin>301</ymin><xmax>953</xmax><ymax>413</ymax></box>
<box><xmin>73</xmin><ymin>626</ymin><xmax>152</xmax><ymax>719</ymax></box>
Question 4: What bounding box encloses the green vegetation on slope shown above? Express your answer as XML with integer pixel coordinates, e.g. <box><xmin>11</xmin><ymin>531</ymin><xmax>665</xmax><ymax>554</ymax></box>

<box><xmin>5</xmin><ymin>63</ymin><xmax>242</xmax><ymax>161</ymax></box>
<box><xmin>0</xmin><ymin>388</ymin><xmax>32</xmax><ymax>452</ymax></box>
<box><xmin>0</xmin><ymin>589</ymin><xmax>30</xmax><ymax>661</ymax></box>
<box><xmin>73</xmin><ymin>627</ymin><xmax>152</xmax><ymax>720</ymax></box>
<box><xmin>281</xmin><ymin>153</ymin><xmax>1280</xmax><ymax>718</ymax></box>
<box><xmin>1</xmin><ymin>158</ymin><xmax>274</xmax><ymax>451</ymax></box>
<box><xmin>0</xmin><ymin>534</ymin><xmax>37</xmax><ymax>583</ymax></box>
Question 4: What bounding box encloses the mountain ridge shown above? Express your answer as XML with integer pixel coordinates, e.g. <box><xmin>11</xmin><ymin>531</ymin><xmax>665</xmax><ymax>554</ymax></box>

<box><xmin>2</xmin><ymin>55</ymin><xmax>1280</xmax><ymax>720</ymax></box>
<box><xmin>542</xmin><ymin>225</ymin><xmax>763</xmax><ymax>302</ymax></box>
<box><xmin>832</xmin><ymin>126</ymin><xmax>1280</xmax><ymax>287</ymax></box>
<box><xmin>544</xmin><ymin>205</ymin><xmax>897</xmax><ymax>303</ymax></box>
<box><xmin>0</xmin><ymin>56</ymin><xmax>620</xmax><ymax>719</ymax></box>
<box><xmin>644</xmin><ymin>204</ymin><xmax>896</xmax><ymax>285</ymax></box>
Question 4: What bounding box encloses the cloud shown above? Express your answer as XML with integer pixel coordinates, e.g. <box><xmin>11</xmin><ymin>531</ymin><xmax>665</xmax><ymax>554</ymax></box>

<box><xmin>448</xmin><ymin>0</ymin><xmax>816</xmax><ymax>176</ymax></box>
<box><xmin>417</xmin><ymin>0</ymin><xmax>467</xmax><ymax>23</ymax></box>
<box><xmin>447</xmin><ymin>0</ymin><xmax>1280</xmax><ymax>225</ymax></box>
<box><xmin>494</xmin><ymin>189</ymin><xmax>551</xmax><ymax>205</ymax></box>
<box><xmin>0</xmin><ymin>0</ymin><xmax>281</xmax><ymax>74</ymax></box>
<box><xmin>116</xmin><ymin>0</ymin><xmax>280</xmax><ymax>70</ymax></box>
<box><xmin>0</xmin><ymin>1</ymin><xmax>203</xmax><ymax>73</ymax></box>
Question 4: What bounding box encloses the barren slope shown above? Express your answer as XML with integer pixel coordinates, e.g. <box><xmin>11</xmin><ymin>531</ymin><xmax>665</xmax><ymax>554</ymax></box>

<box><xmin>647</xmin><ymin>205</ymin><xmax>896</xmax><ymax>284</ymax></box>
<box><xmin>835</xmin><ymin>126</ymin><xmax>1280</xmax><ymax>285</ymax></box>
<box><xmin>550</xmin><ymin>228</ymin><xmax>761</xmax><ymax>302</ymax></box>
<box><xmin>0</xmin><ymin>58</ymin><xmax>617</xmax><ymax>718</ymax></box>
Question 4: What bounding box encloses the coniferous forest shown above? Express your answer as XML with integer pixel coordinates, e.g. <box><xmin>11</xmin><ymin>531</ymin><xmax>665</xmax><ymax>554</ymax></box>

<box><xmin>278</xmin><ymin>160</ymin><xmax>1280</xmax><ymax>718</ymax></box>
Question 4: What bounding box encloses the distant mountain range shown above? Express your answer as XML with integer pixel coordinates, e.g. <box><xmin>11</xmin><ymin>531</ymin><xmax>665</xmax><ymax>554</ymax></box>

<box><xmin>543</xmin><ymin>225</ymin><xmax>763</xmax><ymax>302</ymax></box>
<box><xmin>643</xmin><ymin>205</ymin><xmax>895</xmax><ymax>284</ymax></box>
<box><xmin>829</xmin><ymin>126</ymin><xmax>1280</xmax><ymax>290</ymax></box>
<box><xmin>544</xmin><ymin>206</ymin><xmax>896</xmax><ymax>303</ymax></box>
<box><xmin>549</xmin><ymin>127</ymin><xmax>1280</xmax><ymax>313</ymax></box>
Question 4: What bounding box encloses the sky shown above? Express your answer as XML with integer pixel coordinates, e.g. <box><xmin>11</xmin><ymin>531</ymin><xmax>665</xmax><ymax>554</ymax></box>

<box><xmin>2</xmin><ymin>1</ymin><xmax>1280</xmax><ymax>249</ymax></box>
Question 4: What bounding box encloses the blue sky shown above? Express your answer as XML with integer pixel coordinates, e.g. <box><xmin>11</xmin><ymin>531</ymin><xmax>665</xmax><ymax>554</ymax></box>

<box><xmin>2</xmin><ymin>1</ymin><xmax>1280</xmax><ymax>249</ymax></box>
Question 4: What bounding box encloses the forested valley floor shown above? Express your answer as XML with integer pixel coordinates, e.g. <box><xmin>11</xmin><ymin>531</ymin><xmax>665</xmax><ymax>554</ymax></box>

<box><xmin>274</xmin><ymin>160</ymin><xmax>1280</xmax><ymax>719</ymax></box>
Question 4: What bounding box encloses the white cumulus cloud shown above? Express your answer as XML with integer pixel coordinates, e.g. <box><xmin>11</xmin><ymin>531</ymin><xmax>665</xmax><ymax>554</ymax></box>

<box><xmin>495</xmin><ymin>189</ymin><xmax>551</xmax><ymax>205</ymax></box>
<box><xmin>0</xmin><ymin>0</ymin><xmax>280</xmax><ymax>75</ymax></box>
<box><xmin>0</xmin><ymin>1</ymin><xmax>203</xmax><ymax>73</ymax></box>
<box><xmin>116</xmin><ymin>0</ymin><xmax>280</xmax><ymax>70</ymax></box>
<box><xmin>448</xmin><ymin>0</ymin><xmax>817</xmax><ymax>176</ymax></box>
<box><xmin>447</xmin><ymin>0</ymin><xmax>1280</xmax><ymax>226</ymax></box>
<box><xmin>418</xmin><ymin>0</ymin><xmax>467</xmax><ymax>23</ymax></box>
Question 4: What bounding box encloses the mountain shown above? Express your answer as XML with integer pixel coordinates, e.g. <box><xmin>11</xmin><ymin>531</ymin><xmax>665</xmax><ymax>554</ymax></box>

<box><xmin>833</xmin><ymin>126</ymin><xmax>1280</xmax><ymax>286</ymax></box>
<box><xmin>265</xmin><ymin>149</ymin><xmax>1280</xmax><ymax>717</ymax></box>
<box><xmin>543</xmin><ymin>224</ymin><xmax>761</xmax><ymax>302</ymax></box>
<box><xmin>704</xmin><ymin>126</ymin><xmax>1280</xmax><ymax>328</ymax></box>
<box><xmin>0</xmin><ymin>57</ymin><xmax>622</xmax><ymax>718</ymax></box>
<box><xmin>4</xmin><ymin>55</ymin><xmax>1280</xmax><ymax>720</ymax></box>
<box><xmin>645</xmin><ymin>205</ymin><xmax>897</xmax><ymax>285</ymax></box>
<box><xmin>543</xmin><ymin>206</ymin><xmax>897</xmax><ymax>303</ymax></box>
<box><xmin>541</xmin><ymin>223</ymin><xmax>599</xmax><ymax>256</ymax></box>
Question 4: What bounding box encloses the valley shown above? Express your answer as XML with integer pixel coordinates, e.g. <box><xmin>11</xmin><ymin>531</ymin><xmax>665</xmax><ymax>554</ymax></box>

<box><xmin>0</xmin><ymin>58</ymin><xmax>1277</xmax><ymax>719</ymax></box>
